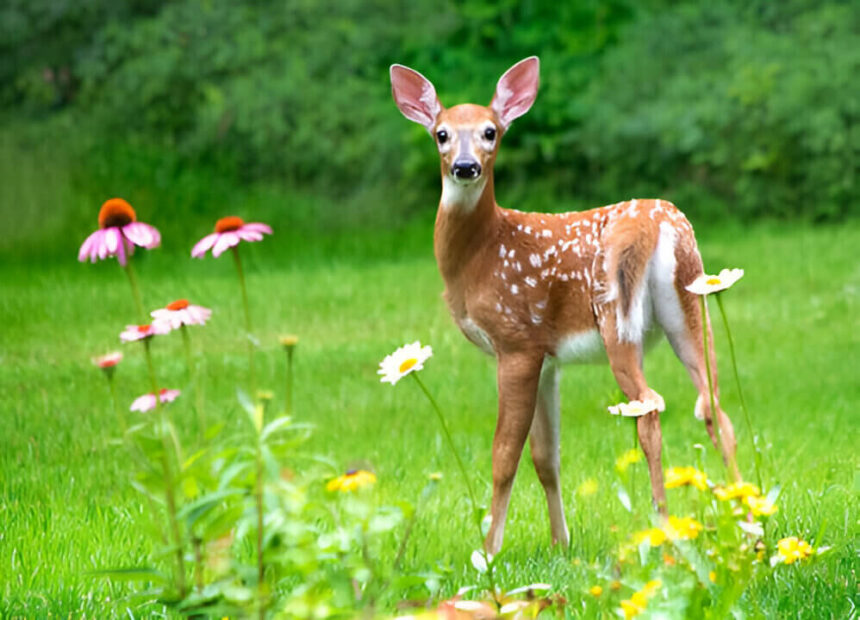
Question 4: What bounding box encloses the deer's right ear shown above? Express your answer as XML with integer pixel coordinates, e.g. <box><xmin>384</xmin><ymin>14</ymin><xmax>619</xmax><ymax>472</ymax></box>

<box><xmin>390</xmin><ymin>64</ymin><xmax>442</xmax><ymax>132</ymax></box>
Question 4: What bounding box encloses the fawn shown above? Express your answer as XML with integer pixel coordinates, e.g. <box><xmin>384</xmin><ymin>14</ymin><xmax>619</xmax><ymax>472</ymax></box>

<box><xmin>390</xmin><ymin>56</ymin><xmax>739</xmax><ymax>554</ymax></box>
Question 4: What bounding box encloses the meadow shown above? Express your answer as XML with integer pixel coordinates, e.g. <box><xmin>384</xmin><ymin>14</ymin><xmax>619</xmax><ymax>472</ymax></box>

<box><xmin>1</xmin><ymin>211</ymin><xmax>857</xmax><ymax>617</ymax></box>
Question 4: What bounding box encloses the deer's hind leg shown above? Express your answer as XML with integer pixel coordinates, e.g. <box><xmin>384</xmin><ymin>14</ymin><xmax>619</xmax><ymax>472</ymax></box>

<box><xmin>528</xmin><ymin>357</ymin><xmax>569</xmax><ymax>547</ymax></box>
<box><xmin>596</xmin><ymin>228</ymin><xmax>668</xmax><ymax>515</ymax></box>
<box><xmin>652</xmin><ymin>224</ymin><xmax>740</xmax><ymax>480</ymax></box>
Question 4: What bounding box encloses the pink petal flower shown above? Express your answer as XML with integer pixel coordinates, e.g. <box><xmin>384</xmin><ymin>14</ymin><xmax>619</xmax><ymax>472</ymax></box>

<box><xmin>191</xmin><ymin>233</ymin><xmax>219</xmax><ymax>258</ymax></box>
<box><xmin>151</xmin><ymin>300</ymin><xmax>212</xmax><ymax>328</ymax></box>
<box><xmin>92</xmin><ymin>351</ymin><xmax>123</xmax><ymax>368</ymax></box>
<box><xmin>241</xmin><ymin>223</ymin><xmax>273</xmax><ymax>234</ymax></box>
<box><xmin>130</xmin><ymin>388</ymin><xmax>181</xmax><ymax>412</ymax></box>
<box><xmin>123</xmin><ymin>222</ymin><xmax>161</xmax><ymax>249</ymax></box>
<box><xmin>120</xmin><ymin>322</ymin><xmax>172</xmax><ymax>342</ymax></box>
<box><xmin>237</xmin><ymin>230</ymin><xmax>264</xmax><ymax>243</ymax></box>
<box><xmin>212</xmin><ymin>232</ymin><xmax>240</xmax><ymax>257</ymax></box>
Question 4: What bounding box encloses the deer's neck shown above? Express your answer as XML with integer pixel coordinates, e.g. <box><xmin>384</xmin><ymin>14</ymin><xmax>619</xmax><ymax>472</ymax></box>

<box><xmin>434</xmin><ymin>173</ymin><xmax>499</xmax><ymax>286</ymax></box>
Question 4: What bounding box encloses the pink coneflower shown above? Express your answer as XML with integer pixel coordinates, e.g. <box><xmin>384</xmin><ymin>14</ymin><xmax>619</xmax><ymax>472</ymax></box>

<box><xmin>120</xmin><ymin>322</ymin><xmax>171</xmax><ymax>342</ymax></box>
<box><xmin>78</xmin><ymin>198</ymin><xmax>161</xmax><ymax>266</ymax></box>
<box><xmin>92</xmin><ymin>351</ymin><xmax>123</xmax><ymax>368</ymax></box>
<box><xmin>191</xmin><ymin>216</ymin><xmax>272</xmax><ymax>258</ymax></box>
<box><xmin>151</xmin><ymin>299</ymin><xmax>212</xmax><ymax>329</ymax></box>
<box><xmin>130</xmin><ymin>388</ymin><xmax>181</xmax><ymax>413</ymax></box>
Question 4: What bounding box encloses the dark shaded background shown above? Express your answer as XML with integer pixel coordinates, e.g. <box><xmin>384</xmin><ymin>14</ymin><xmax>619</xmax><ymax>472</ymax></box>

<box><xmin>1</xmin><ymin>0</ymin><xmax>856</xmax><ymax>261</ymax></box>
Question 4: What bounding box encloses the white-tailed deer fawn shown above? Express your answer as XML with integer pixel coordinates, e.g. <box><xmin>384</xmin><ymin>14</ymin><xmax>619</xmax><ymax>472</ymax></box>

<box><xmin>390</xmin><ymin>56</ymin><xmax>740</xmax><ymax>555</ymax></box>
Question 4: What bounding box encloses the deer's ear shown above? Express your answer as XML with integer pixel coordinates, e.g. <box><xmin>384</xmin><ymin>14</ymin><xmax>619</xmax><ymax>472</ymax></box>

<box><xmin>491</xmin><ymin>56</ymin><xmax>539</xmax><ymax>130</ymax></box>
<box><xmin>390</xmin><ymin>64</ymin><xmax>443</xmax><ymax>132</ymax></box>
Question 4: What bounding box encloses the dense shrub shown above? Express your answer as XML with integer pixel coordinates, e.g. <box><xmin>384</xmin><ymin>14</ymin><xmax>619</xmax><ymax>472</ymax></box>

<box><xmin>1</xmin><ymin>0</ymin><xmax>855</xmax><ymax>223</ymax></box>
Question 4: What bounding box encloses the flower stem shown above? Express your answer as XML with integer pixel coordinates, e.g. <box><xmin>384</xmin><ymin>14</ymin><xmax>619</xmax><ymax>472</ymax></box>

<box><xmin>255</xmin><ymin>406</ymin><xmax>266</xmax><ymax>618</ymax></box>
<box><xmin>142</xmin><ymin>339</ymin><xmax>187</xmax><ymax>597</ymax></box>
<box><xmin>410</xmin><ymin>373</ymin><xmax>482</xmax><ymax>539</ymax></box>
<box><xmin>123</xmin><ymin>263</ymin><xmax>146</xmax><ymax>323</ymax></box>
<box><xmin>285</xmin><ymin>346</ymin><xmax>294</xmax><ymax>416</ymax></box>
<box><xmin>106</xmin><ymin>375</ymin><xmax>126</xmax><ymax>434</ymax></box>
<box><xmin>181</xmin><ymin>325</ymin><xmax>206</xmax><ymax>438</ymax></box>
<box><xmin>699</xmin><ymin>296</ymin><xmax>739</xmax><ymax>481</ymax></box>
<box><xmin>231</xmin><ymin>247</ymin><xmax>256</xmax><ymax>396</ymax></box>
<box><xmin>715</xmin><ymin>293</ymin><xmax>763</xmax><ymax>488</ymax></box>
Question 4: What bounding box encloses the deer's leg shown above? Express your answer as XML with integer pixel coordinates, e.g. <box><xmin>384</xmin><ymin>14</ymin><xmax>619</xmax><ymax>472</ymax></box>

<box><xmin>485</xmin><ymin>351</ymin><xmax>544</xmax><ymax>555</ymax></box>
<box><xmin>528</xmin><ymin>357</ymin><xmax>569</xmax><ymax>548</ymax></box>
<box><xmin>660</xmin><ymin>287</ymin><xmax>740</xmax><ymax>480</ymax></box>
<box><xmin>601</xmin><ymin>315</ymin><xmax>668</xmax><ymax>516</ymax></box>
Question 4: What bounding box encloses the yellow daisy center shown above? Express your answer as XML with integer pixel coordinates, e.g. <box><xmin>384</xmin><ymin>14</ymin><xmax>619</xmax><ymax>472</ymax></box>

<box><xmin>399</xmin><ymin>358</ymin><xmax>418</xmax><ymax>373</ymax></box>
<box><xmin>706</xmin><ymin>277</ymin><xmax>722</xmax><ymax>285</ymax></box>
<box><xmin>98</xmin><ymin>198</ymin><xmax>137</xmax><ymax>229</ymax></box>
<box><xmin>215</xmin><ymin>215</ymin><xmax>245</xmax><ymax>233</ymax></box>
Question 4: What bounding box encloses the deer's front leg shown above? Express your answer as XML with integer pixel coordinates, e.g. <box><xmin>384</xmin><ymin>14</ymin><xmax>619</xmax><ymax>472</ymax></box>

<box><xmin>529</xmin><ymin>358</ymin><xmax>570</xmax><ymax>548</ymax></box>
<box><xmin>485</xmin><ymin>351</ymin><xmax>544</xmax><ymax>555</ymax></box>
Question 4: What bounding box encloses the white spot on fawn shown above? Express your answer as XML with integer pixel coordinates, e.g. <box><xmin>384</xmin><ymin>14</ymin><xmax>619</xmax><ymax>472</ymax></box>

<box><xmin>499</xmin><ymin>244</ymin><xmax>506</xmax><ymax>258</ymax></box>
<box><xmin>508</xmin><ymin>249</ymin><xmax>515</xmax><ymax>259</ymax></box>
<box><xmin>510</xmin><ymin>284</ymin><xmax>519</xmax><ymax>294</ymax></box>
<box><xmin>529</xmin><ymin>253</ymin><xmax>542</xmax><ymax>267</ymax></box>
<box><xmin>542</xmin><ymin>229</ymin><xmax>552</xmax><ymax>238</ymax></box>
<box><xmin>525</xmin><ymin>276</ymin><xmax>537</xmax><ymax>288</ymax></box>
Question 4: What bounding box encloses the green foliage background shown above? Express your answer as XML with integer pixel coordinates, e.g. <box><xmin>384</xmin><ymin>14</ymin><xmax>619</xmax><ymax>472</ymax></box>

<box><xmin>1</xmin><ymin>0</ymin><xmax>857</xmax><ymax>258</ymax></box>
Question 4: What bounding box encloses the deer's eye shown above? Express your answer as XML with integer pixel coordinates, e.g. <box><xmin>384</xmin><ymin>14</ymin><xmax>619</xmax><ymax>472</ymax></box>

<box><xmin>483</xmin><ymin>126</ymin><xmax>496</xmax><ymax>141</ymax></box>
<box><xmin>436</xmin><ymin>129</ymin><xmax>449</xmax><ymax>144</ymax></box>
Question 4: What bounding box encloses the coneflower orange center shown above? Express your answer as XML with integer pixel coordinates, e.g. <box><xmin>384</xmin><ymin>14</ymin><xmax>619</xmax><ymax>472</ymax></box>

<box><xmin>167</xmin><ymin>299</ymin><xmax>189</xmax><ymax>311</ymax></box>
<box><xmin>98</xmin><ymin>198</ymin><xmax>137</xmax><ymax>229</ymax></box>
<box><xmin>215</xmin><ymin>216</ymin><xmax>244</xmax><ymax>233</ymax></box>
<box><xmin>137</xmin><ymin>324</ymin><xmax>151</xmax><ymax>333</ymax></box>
<box><xmin>158</xmin><ymin>388</ymin><xmax>168</xmax><ymax>396</ymax></box>
<box><xmin>398</xmin><ymin>358</ymin><xmax>418</xmax><ymax>373</ymax></box>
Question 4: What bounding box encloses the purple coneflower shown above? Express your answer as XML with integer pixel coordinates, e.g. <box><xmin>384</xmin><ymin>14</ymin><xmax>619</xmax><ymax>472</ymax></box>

<box><xmin>130</xmin><ymin>388</ymin><xmax>181</xmax><ymax>413</ymax></box>
<box><xmin>120</xmin><ymin>322</ymin><xmax>171</xmax><ymax>342</ymax></box>
<box><xmin>78</xmin><ymin>198</ymin><xmax>161</xmax><ymax>266</ymax></box>
<box><xmin>151</xmin><ymin>299</ymin><xmax>212</xmax><ymax>329</ymax></box>
<box><xmin>191</xmin><ymin>216</ymin><xmax>272</xmax><ymax>258</ymax></box>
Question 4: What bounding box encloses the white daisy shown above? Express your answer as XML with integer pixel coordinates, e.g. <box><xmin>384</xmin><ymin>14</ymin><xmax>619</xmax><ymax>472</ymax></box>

<box><xmin>378</xmin><ymin>341</ymin><xmax>433</xmax><ymax>385</ymax></box>
<box><xmin>685</xmin><ymin>268</ymin><xmax>744</xmax><ymax>295</ymax></box>
<box><xmin>608</xmin><ymin>396</ymin><xmax>664</xmax><ymax>417</ymax></box>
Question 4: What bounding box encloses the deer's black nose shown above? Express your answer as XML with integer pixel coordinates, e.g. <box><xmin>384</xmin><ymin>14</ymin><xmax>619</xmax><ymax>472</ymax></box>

<box><xmin>452</xmin><ymin>160</ymin><xmax>481</xmax><ymax>180</ymax></box>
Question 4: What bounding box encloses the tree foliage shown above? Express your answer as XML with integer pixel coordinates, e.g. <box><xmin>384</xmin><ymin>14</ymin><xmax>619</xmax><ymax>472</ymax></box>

<box><xmin>1</xmin><ymin>0</ymin><xmax>855</xmax><ymax>221</ymax></box>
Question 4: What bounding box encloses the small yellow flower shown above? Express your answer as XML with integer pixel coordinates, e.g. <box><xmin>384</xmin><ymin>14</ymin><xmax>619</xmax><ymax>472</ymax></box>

<box><xmin>633</xmin><ymin>527</ymin><xmax>667</xmax><ymax>547</ymax></box>
<box><xmin>641</xmin><ymin>579</ymin><xmax>662</xmax><ymax>597</ymax></box>
<box><xmin>714</xmin><ymin>481</ymin><xmax>761</xmax><ymax>501</ymax></box>
<box><xmin>610</xmin><ymin>580</ymin><xmax>622</xmax><ymax>591</ymax></box>
<box><xmin>665</xmin><ymin>466</ymin><xmax>708</xmax><ymax>491</ymax></box>
<box><xmin>744</xmin><ymin>494</ymin><xmax>778</xmax><ymax>516</ymax></box>
<box><xmin>685</xmin><ymin>268</ymin><xmax>744</xmax><ymax>295</ymax></box>
<box><xmin>577</xmin><ymin>478</ymin><xmax>599</xmax><ymax>497</ymax></box>
<box><xmin>620</xmin><ymin>579</ymin><xmax>661</xmax><ymax>619</ymax></box>
<box><xmin>279</xmin><ymin>334</ymin><xmax>299</xmax><ymax>347</ymax></box>
<box><xmin>428</xmin><ymin>471</ymin><xmax>443</xmax><ymax>481</ymax></box>
<box><xmin>664</xmin><ymin>515</ymin><xmax>704</xmax><ymax>541</ymax></box>
<box><xmin>616</xmin><ymin>448</ymin><xmax>642</xmax><ymax>473</ymax></box>
<box><xmin>378</xmin><ymin>341</ymin><xmax>433</xmax><ymax>385</ymax></box>
<box><xmin>776</xmin><ymin>536</ymin><xmax>813</xmax><ymax>565</ymax></box>
<box><xmin>589</xmin><ymin>585</ymin><xmax>603</xmax><ymax>597</ymax></box>
<box><xmin>326</xmin><ymin>469</ymin><xmax>377</xmax><ymax>492</ymax></box>
<box><xmin>708</xmin><ymin>571</ymin><xmax>717</xmax><ymax>583</ymax></box>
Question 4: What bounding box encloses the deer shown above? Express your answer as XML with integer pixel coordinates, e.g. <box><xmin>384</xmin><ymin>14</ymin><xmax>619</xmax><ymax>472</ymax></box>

<box><xmin>390</xmin><ymin>56</ymin><xmax>740</xmax><ymax>555</ymax></box>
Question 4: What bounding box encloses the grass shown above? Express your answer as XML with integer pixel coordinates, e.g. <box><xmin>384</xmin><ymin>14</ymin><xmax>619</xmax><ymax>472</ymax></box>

<box><xmin>1</xmin><ymin>217</ymin><xmax>858</xmax><ymax>617</ymax></box>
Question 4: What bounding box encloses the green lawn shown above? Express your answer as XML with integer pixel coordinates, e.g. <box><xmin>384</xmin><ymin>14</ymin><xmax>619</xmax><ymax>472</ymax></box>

<box><xmin>1</xmin><ymin>222</ymin><xmax>858</xmax><ymax>617</ymax></box>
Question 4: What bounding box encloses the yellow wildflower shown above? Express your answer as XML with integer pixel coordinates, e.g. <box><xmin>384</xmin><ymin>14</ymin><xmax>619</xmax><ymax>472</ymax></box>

<box><xmin>714</xmin><ymin>481</ymin><xmax>760</xmax><ymax>501</ymax></box>
<box><xmin>326</xmin><ymin>469</ymin><xmax>377</xmax><ymax>492</ymax></box>
<box><xmin>428</xmin><ymin>472</ymin><xmax>443</xmax><ymax>481</ymax></box>
<box><xmin>279</xmin><ymin>334</ymin><xmax>299</xmax><ymax>347</ymax></box>
<box><xmin>620</xmin><ymin>592</ymin><xmax>647</xmax><ymax>619</ymax></box>
<box><xmin>616</xmin><ymin>449</ymin><xmax>642</xmax><ymax>473</ymax></box>
<box><xmin>708</xmin><ymin>571</ymin><xmax>717</xmax><ymax>583</ymax></box>
<box><xmin>589</xmin><ymin>585</ymin><xmax>603</xmax><ymax>597</ymax></box>
<box><xmin>776</xmin><ymin>536</ymin><xmax>813</xmax><ymax>565</ymax></box>
<box><xmin>744</xmin><ymin>494</ymin><xmax>778</xmax><ymax>516</ymax></box>
<box><xmin>577</xmin><ymin>478</ymin><xmax>599</xmax><ymax>497</ymax></box>
<box><xmin>633</xmin><ymin>527</ymin><xmax>667</xmax><ymax>547</ymax></box>
<box><xmin>665</xmin><ymin>466</ymin><xmax>708</xmax><ymax>491</ymax></box>
<box><xmin>664</xmin><ymin>515</ymin><xmax>704</xmax><ymax>541</ymax></box>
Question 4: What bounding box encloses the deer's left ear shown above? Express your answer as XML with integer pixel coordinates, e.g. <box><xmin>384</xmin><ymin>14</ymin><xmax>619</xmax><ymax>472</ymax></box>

<box><xmin>491</xmin><ymin>56</ymin><xmax>540</xmax><ymax>131</ymax></box>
